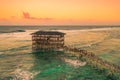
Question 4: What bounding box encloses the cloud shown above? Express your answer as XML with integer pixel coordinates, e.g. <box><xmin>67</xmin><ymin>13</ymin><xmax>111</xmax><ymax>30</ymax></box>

<box><xmin>23</xmin><ymin>12</ymin><xmax>30</xmax><ymax>18</ymax></box>
<box><xmin>22</xmin><ymin>12</ymin><xmax>53</xmax><ymax>20</ymax></box>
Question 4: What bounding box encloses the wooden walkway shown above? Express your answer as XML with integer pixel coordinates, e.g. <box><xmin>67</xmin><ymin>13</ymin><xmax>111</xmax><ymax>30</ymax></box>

<box><xmin>63</xmin><ymin>46</ymin><xmax>120</xmax><ymax>74</ymax></box>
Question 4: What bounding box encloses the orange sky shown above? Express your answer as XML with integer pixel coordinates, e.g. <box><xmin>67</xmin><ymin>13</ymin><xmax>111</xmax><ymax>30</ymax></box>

<box><xmin>0</xmin><ymin>0</ymin><xmax>120</xmax><ymax>25</ymax></box>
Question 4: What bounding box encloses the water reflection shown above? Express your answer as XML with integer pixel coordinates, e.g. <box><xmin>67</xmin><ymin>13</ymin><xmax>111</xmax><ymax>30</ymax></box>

<box><xmin>31</xmin><ymin>51</ymin><xmax>67</xmax><ymax>80</ymax></box>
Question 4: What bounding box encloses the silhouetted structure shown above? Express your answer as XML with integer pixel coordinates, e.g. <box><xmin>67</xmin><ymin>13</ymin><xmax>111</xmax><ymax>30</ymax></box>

<box><xmin>32</xmin><ymin>31</ymin><xmax>65</xmax><ymax>51</ymax></box>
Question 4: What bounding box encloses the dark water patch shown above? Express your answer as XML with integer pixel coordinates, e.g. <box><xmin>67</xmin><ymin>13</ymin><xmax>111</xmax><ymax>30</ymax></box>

<box><xmin>15</xmin><ymin>30</ymin><xmax>25</xmax><ymax>32</ymax></box>
<box><xmin>66</xmin><ymin>66</ymin><xmax>107</xmax><ymax>80</ymax></box>
<box><xmin>99</xmin><ymin>50</ymin><xmax>119</xmax><ymax>58</ymax></box>
<box><xmin>0</xmin><ymin>45</ymin><xmax>30</xmax><ymax>53</ymax></box>
<box><xmin>31</xmin><ymin>51</ymin><xmax>64</xmax><ymax>70</ymax></box>
<box><xmin>0</xmin><ymin>29</ymin><xmax>25</xmax><ymax>33</ymax></box>
<box><xmin>0</xmin><ymin>53</ymin><xmax>32</xmax><ymax>58</ymax></box>
<box><xmin>0</xmin><ymin>25</ymin><xmax>120</xmax><ymax>33</ymax></box>
<box><xmin>15</xmin><ymin>40</ymin><xmax>31</xmax><ymax>42</ymax></box>
<box><xmin>9</xmin><ymin>46</ymin><xmax>29</xmax><ymax>51</ymax></box>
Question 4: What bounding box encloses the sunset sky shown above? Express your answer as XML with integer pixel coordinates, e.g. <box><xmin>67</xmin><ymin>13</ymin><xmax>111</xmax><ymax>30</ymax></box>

<box><xmin>0</xmin><ymin>0</ymin><xmax>120</xmax><ymax>25</ymax></box>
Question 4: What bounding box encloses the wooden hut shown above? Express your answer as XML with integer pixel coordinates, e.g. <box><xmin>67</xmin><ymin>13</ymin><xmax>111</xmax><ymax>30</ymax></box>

<box><xmin>32</xmin><ymin>31</ymin><xmax>65</xmax><ymax>51</ymax></box>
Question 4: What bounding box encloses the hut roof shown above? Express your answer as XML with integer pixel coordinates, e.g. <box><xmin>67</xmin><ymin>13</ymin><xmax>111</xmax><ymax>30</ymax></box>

<box><xmin>32</xmin><ymin>31</ymin><xmax>65</xmax><ymax>35</ymax></box>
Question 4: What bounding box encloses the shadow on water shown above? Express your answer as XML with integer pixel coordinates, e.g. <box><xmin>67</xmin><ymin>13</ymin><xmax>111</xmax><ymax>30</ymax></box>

<box><xmin>31</xmin><ymin>50</ymin><xmax>69</xmax><ymax>80</ymax></box>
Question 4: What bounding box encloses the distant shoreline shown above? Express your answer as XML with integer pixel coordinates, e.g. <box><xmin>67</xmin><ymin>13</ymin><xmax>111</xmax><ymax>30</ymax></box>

<box><xmin>0</xmin><ymin>25</ymin><xmax>119</xmax><ymax>33</ymax></box>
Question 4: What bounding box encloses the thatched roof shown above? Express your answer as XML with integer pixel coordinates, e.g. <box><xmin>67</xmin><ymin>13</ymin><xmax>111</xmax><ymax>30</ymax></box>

<box><xmin>32</xmin><ymin>31</ymin><xmax>65</xmax><ymax>35</ymax></box>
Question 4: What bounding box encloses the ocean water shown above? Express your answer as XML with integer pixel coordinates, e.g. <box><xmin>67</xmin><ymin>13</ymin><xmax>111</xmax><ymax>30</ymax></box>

<box><xmin>0</xmin><ymin>49</ymin><xmax>106</xmax><ymax>80</ymax></box>
<box><xmin>0</xmin><ymin>26</ymin><xmax>117</xmax><ymax>80</ymax></box>
<box><xmin>0</xmin><ymin>25</ymin><xmax>119</xmax><ymax>33</ymax></box>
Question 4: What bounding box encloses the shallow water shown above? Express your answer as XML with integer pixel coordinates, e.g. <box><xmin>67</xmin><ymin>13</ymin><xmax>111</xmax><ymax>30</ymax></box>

<box><xmin>0</xmin><ymin>46</ymin><xmax>107</xmax><ymax>80</ymax></box>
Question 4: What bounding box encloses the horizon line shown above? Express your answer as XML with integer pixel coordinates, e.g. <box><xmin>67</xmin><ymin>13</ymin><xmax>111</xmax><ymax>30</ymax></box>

<box><xmin>0</xmin><ymin>25</ymin><xmax>120</xmax><ymax>27</ymax></box>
